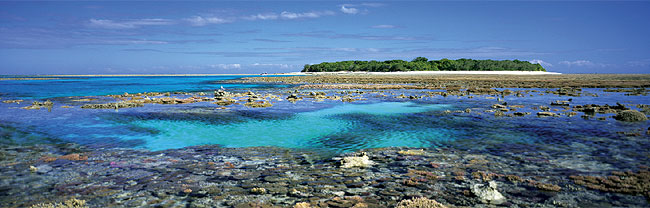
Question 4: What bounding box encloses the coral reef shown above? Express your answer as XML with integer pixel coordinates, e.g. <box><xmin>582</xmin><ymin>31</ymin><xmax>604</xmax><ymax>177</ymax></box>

<box><xmin>340</xmin><ymin>153</ymin><xmax>374</xmax><ymax>168</ymax></box>
<box><xmin>29</xmin><ymin>198</ymin><xmax>87</xmax><ymax>208</ymax></box>
<box><xmin>395</xmin><ymin>197</ymin><xmax>447</xmax><ymax>208</ymax></box>
<box><xmin>613</xmin><ymin>110</ymin><xmax>648</xmax><ymax>122</ymax></box>
<box><xmin>471</xmin><ymin>181</ymin><xmax>506</xmax><ymax>205</ymax></box>
<box><xmin>570</xmin><ymin>168</ymin><xmax>650</xmax><ymax>199</ymax></box>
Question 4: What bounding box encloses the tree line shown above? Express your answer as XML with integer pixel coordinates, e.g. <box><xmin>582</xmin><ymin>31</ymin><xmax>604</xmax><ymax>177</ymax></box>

<box><xmin>302</xmin><ymin>57</ymin><xmax>546</xmax><ymax>72</ymax></box>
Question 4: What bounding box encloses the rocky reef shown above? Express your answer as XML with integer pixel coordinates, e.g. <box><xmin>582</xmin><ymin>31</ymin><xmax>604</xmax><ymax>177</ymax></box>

<box><xmin>1</xmin><ymin>143</ymin><xmax>649</xmax><ymax>207</ymax></box>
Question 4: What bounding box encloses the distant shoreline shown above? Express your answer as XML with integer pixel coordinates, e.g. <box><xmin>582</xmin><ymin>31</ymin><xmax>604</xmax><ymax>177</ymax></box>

<box><xmin>274</xmin><ymin>71</ymin><xmax>562</xmax><ymax>75</ymax></box>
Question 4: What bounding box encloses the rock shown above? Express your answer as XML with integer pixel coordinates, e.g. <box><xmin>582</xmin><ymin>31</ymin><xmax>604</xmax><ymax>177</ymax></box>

<box><xmin>397</xmin><ymin>149</ymin><xmax>425</xmax><ymax>156</ymax></box>
<box><xmin>340</xmin><ymin>153</ymin><xmax>374</xmax><ymax>168</ymax></box>
<box><xmin>471</xmin><ymin>181</ymin><xmax>506</xmax><ymax>205</ymax></box>
<box><xmin>286</xmin><ymin>94</ymin><xmax>302</xmax><ymax>102</ymax></box>
<box><xmin>494</xmin><ymin>111</ymin><xmax>505</xmax><ymax>117</ymax></box>
<box><xmin>551</xmin><ymin>100</ymin><xmax>570</xmax><ymax>106</ymax></box>
<box><xmin>491</xmin><ymin>104</ymin><xmax>507</xmax><ymax>109</ymax></box>
<box><xmin>34</xmin><ymin>165</ymin><xmax>53</xmax><ymax>174</ymax></box>
<box><xmin>81</xmin><ymin>102</ymin><xmax>143</xmax><ymax>109</ymax></box>
<box><xmin>513</xmin><ymin>112</ymin><xmax>530</xmax><ymax>116</ymax></box>
<box><xmin>214</xmin><ymin>90</ymin><xmax>232</xmax><ymax>99</ymax></box>
<box><xmin>250</xmin><ymin>187</ymin><xmax>267</xmax><ymax>194</ymax></box>
<box><xmin>213</xmin><ymin>98</ymin><xmax>236</xmax><ymax>106</ymax></box>
<box><xmin>244</xmin><ymin>101</ymin><xmax>273</xmax><ymax>108</ymax></box>
<box><xmin>537</xmin><ymin>112</ymin><xmax>558</xmax><ymax>117</ymax></box>
<box><xmin>2</xmin><ymin>99</ymin><xmax>23</xmax><ymax>104</ymax></box>
<box><xmin>22</xmin><ymin>100</ymin><xmax>54</xmax><ymax>110</ymax></box>
<box><xmin>613</xmin><ymin>110</ymin><xmax>648</xmax><ymax>122</ymax></box>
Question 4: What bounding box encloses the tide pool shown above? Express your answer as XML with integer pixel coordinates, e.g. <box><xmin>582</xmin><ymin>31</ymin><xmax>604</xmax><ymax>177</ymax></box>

<box><xmin>128</xmin><ymin>102</ymin><xmax>451</xmax><ymax>151</ymax></box>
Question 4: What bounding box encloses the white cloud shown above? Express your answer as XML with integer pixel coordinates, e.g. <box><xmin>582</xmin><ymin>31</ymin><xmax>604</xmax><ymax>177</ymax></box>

<box><xmin>558</xmin><ymin>60</ymin><xmax>607</xmax><ymax>68</ymax></box>
<box><xmin>244</xmin><ymin>13</ymin><xmax>279</xmax><ymax>21</ymax></box>
<box><xmin>371</xmin><ymin>24</ymin><xmax>397</xmax><ymax>29</ymax></box>
<box><xmin>251</xmin><ymin>63</ymin><xmax>292</xmax><ymax>68</ymax></box>
<box><xmin>529</xmin><ymin>59</ymin><xmax>553</xmax><ymax>67</ymax></box>
<box><xmin>184</xmin><ymin>16</ymin><xmax>230</xmax><ymax>26</ymax></box>
<box><xmin>88</xmin><ymin>18</ymin><xmax>173</xmax><ymax>29</ymax></box>
<box><xmin>340</xmin><ymin>5</ymin><xmax>359</xmax><ymax>14</ymax></box>
<box><xmin>280</xmin><ymin>11</ymin><xmax>334</xmax><ymax>19</ymax></box>
<box><xmin>209</xmin><ymin>64</ymin><xmax>241</xmax><ymax>70</ymax></box>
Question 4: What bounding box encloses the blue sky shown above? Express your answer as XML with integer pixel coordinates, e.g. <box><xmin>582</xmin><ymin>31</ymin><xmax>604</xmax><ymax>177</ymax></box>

<box><xmin>1</xmin><ymin>1</ymin><xmax>649</xmax><ymax>74</ymax></box>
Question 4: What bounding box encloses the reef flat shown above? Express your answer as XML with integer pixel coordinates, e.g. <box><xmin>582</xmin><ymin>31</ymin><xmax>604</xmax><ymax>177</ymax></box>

<box><xmin>0</xmin><ymin>74</ymin><xmax>649</xmax><ymax>207</ymax></box>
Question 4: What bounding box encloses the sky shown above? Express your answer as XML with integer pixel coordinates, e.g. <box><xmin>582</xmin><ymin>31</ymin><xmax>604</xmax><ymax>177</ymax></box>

<box><xmin>1</xmin><ymin>1</ymin><xmax>649</xmax><ymax>75</ymax></box>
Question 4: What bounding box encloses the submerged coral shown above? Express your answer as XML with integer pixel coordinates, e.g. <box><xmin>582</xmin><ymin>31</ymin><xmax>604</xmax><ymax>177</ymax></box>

<box><xmin>570</xmin><ymin>168</ymin><xmax>650</xmax><ymax>199</ymax></box>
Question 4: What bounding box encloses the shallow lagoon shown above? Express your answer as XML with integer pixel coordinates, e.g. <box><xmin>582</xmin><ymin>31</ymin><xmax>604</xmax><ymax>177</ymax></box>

<box><xmin>1</xmin><ymin>75</ymin><xmax>649</xmax><ymax>207</ymax></box>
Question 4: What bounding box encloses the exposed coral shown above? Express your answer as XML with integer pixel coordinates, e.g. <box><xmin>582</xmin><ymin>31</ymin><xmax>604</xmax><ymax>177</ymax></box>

<box><xmin>80</xmin><ymin>102</ymin><xmax>143</xmax><ymax>109</ymax></box>
<box><xmin>570</xmin><ymin>169</ymin><xmax>650</xmax><ymax>199</ymax></box>
<box><xmin>395</xmin><ymin>197</ymin><xmax>447</xmax><ymax>208</ymax></box>
<box><xmin>340</xmin><ymin>153</ymin><xmax>374</xmax><ymax>168</ymax></box>
<box><xmin>398</xmin><ymin>149</ymin><xmax>426</xmax><ymax>156</ymax></box>
<box><xmin>244</xmin><ymin>101</ymin><xmax>273</xmax><ymax>108</ymax></box>
<box><xmin>29</xmin><ymin>198</ymin><xmax>87</xmax><ymax>208</ymax></box>
<box><xmin>613</xmin><ymin>110</ymin><xmax>648</xmax><ymax>122</ymax></box>
<box><xmin>471</xmin><ymin>181</ymin><xmax>506</xmax><ymax>205</ymax></box>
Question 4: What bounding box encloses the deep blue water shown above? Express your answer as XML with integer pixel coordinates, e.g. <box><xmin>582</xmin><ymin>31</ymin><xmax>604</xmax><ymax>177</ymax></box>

<box><xmin>1</xmin><ymin>76</ymin><xmax>648</xmax><ymax>168</ymax></box>
<box><xmin>0</xmin><ymin>76</ymin><xmax>286</xmax><ymax>99</ymax></box>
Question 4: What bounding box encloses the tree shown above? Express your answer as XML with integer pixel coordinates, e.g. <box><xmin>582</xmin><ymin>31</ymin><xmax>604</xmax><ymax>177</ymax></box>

<box><xmin>301</xmin><ymin>58</ymin><xmax>546</xmax><ymax>72</ymax></box>
<box><xmin>412</xmin><ymin>57</ymin><xmax>428</xmax><ymax>62</ymax></box>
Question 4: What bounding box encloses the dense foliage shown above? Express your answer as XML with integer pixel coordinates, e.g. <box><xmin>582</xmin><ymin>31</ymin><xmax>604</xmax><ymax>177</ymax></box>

<box><xmin>302</xmin><ymin>57</ymin><xmax>546</xmax><ymax>72</ymax></box>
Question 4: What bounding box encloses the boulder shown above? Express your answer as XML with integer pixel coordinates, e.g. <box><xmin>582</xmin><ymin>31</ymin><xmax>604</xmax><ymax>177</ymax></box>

<box><xmin>471</xmin><ymin>181</ymin><xmax>506</xmax><ymax>205</ymax></box>
<box><xmin>613</xmin><ymin>110</ymin><xmax>648</xmax><ymax>122</ymax></box>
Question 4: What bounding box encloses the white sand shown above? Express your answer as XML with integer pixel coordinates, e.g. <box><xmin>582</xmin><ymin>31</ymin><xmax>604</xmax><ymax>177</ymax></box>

<box><xmin>277</xmin><ymin>71</ymin><xmax>561</xmax><ymax>75</ymax></box>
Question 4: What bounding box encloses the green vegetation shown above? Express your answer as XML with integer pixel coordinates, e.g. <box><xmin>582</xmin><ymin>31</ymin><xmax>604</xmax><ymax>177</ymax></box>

<box><xmin>302</xmin><ymin>57</ymin><xmax>546</xmax><ymax>72</ymax></box>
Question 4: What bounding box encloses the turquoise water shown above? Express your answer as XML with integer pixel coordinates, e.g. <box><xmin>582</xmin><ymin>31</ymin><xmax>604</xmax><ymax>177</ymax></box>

<box><xmin>0</xmin><ymin>76</ymin><xmax>648</xmax><ymax>158</ymax></box>
<box><xmin>0</xmin><ymin>76</ymin><xmax>284</xmax><ymax>99</ymax></box>
<box><xmin>129</xmin><ymin>102</ymin><xmax>451</xmax><ymax>151</ymax></box>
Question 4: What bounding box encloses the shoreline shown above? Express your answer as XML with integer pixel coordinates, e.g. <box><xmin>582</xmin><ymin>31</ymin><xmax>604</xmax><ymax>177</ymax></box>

<box><xmin>275</xmin><ymin>71</ymin><xmax>562</xmax><ymax>75</ymax></box>
<box><xmin>5</xmin><ymin>71</ymin><xmax>563</xmax><ymax>77</ymax></box>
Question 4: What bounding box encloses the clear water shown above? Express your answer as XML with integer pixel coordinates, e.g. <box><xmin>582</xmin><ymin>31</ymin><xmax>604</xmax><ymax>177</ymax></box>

<box><xmin>0</xmin><ymin>76</ymin><xmax>286</xmax><ymax>99</ymax></box>
<box><xmin>0</xmin><ymin>76</ymin><xmax>648</xmax><ymax>159</ymax></box>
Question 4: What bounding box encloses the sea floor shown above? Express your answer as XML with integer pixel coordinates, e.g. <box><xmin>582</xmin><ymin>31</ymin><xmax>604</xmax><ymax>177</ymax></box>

<box><xmin>0</xmin><ymin>75</ymin><xmax>649</xmax><ymax>207</ymax></box>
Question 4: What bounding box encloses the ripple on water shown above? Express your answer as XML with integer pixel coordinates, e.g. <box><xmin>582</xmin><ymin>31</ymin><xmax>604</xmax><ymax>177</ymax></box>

<box><xmin>123</xmin><ymin>102</ymin><xmax>453</xmax><ymax>152</ymax></box>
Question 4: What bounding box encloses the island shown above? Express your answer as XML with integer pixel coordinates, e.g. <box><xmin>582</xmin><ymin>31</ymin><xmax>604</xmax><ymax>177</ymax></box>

<box><xmin>302</xmin><ymin>57</ymin><xmax>546</xmax><ymax>72</ymax></box>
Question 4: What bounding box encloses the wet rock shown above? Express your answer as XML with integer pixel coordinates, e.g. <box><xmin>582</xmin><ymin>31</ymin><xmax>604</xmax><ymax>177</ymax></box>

<box><xmin>471</xmin><ymin>181</ymin><xmax>506</xmax><ymax>205</ymax></box>
<box><xmin>244</xmin><ymin>101</ymin><xmax>273</xmax><ymax>108</ymax></box>
<box><xmin>2</xmin><ymin>99</ymin><xmax>23</xmax><ymax>104</ymax></box>
<box><xmin>81</xmin><ymin>102</ymin><xmax>143</xmax><ymax>109</ymax></box>
<box><xmin>550</xmin><ymin>100</ymin><xmax>570</xmax><ymax>106</ymax></box>
<box><xmin>513</xmin><ymin>112</ymin><xmax>530</xmax><ymax>116</ymax></box>
<box><xmin>537</xmin><ymin>112</ymin><xmax>558</xmax><ymax>117</ymax></box>
<box><xmin>613</xmin><ymin>110</ymin><xmax>648</xmax><ymax>122</ymax></box>
<box><xmin>22</xmin><ymin>100</ymin><xmax>54</xmax><ymax>110</ymax></box>
<box><xmin>491</xmin><ymin>104</ymin><xmax>507</xmax><ymax>109</ymax></box>
<box><xmin>286</xmin><ymin>94</ymin><xmax>302</xmax><ymax>102</ymax></box>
